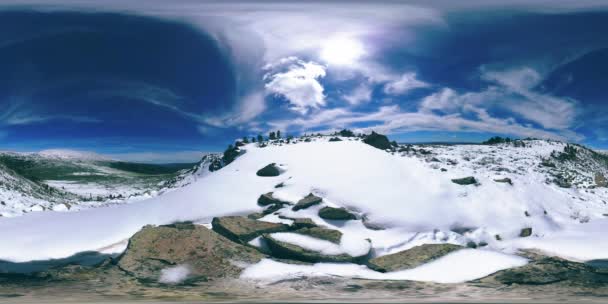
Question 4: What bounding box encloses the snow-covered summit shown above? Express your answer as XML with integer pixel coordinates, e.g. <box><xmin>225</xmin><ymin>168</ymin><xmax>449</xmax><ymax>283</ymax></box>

<box><xmin>0</xmin><ymin>136</ymin><xmax>606</xmax><ymax>276</ymax></box>
<box><xmin>36</xmin><ymin>149</ymin><xmax>111</xmax><ymax>161</ymax></box>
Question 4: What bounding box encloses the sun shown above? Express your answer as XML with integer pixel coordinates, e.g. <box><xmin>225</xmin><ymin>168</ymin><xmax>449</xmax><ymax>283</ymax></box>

<box><xmin>320</xmin><ymin>37</ymin><xmax>365</xmax><ymax>65</ymax></box>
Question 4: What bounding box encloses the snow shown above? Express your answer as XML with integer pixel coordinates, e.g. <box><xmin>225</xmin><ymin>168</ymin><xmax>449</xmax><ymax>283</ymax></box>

<box><xmin>158</xmin><ymin>264</ymin><xmax>191</xmax><ymax>284</ymax></box>
<box><xmin>270</xmin><ymin>232</ymin><xmax>370</xmax><ymax>257</ymax></box>
<box><xmin>0</xmin><ymin>137</ymin><xmax>607</xmax><ymax>284</ymax></box>
<box><xmin>241</xmin><ymin>249</ymin><xmax>528</xmax><ymax>284</ymax></box>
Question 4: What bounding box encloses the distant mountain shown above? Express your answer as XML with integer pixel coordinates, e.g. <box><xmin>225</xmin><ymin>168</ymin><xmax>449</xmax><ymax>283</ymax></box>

<box><xmin>0</xmin><ymin>151</ymin><xmax>209</xmax><ymax>217</ymax></box>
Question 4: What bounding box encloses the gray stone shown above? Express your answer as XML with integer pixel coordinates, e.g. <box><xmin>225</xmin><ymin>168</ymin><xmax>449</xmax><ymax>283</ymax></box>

<box><xmin>117</xmin><ymin>224</ymin><xmax>264</xmax><ymax>282</ymax></box>
<box><xmin>451</xmin><ymin>176</ymin><xmax>478</xmax><ymax>185</ymax></box>
<box><xmin>520</xmin><ymin>227</ymin><xmax>532</xmax><ymax>237</ymax></box>
<box><xmin>211</xmin><ymin>216</ymin><xmax>289</xmax><ymax>243</ymax></box>
<box><xmin>263</xmin><ymin>234</ymin><xmax>369</xmax><ymax>263</ymax></box>
<box><xmin>318</xmin><ymin>207</ymin><xmax>357</xmax><ymax>220</ymax></box>
<box><xmin>368</xmin><ymin>244</ymin><xmax>463</xmax><ymax>272</ymax></box>
<box><xmin>494</xmin><ymin>177</ymin><xmax>513</xmax><ymax>185</ymax></box>
<box><xmin>292</xmin><ymin>193</ymin><xmax>323</xmax><ymax>211</ymax></box>
<box><xmin>256</xmin><ymin>163</ymin><xmax>281</xmax><ymax>177</ymax></box>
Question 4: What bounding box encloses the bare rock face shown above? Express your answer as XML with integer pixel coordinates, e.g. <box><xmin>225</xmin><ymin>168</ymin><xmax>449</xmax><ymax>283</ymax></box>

<box><xmin>596</xmin><ymin>173</ymin><xmax>608</xmax><ymax>187</ymax></box>
<box><xmin>367</xmin><ymin>244</ymin><xmax>463</xmax><ymax>272</ymax></box>
<box><xmin>211</xmin><ymin>216</ymin><xmax>289</xmax><ymax>243</ymax></box>
<box><xmin>292</xmin><ymin>193</ymin><xmax>323</xmax><ymax>211</ymax></box>
<box><xmin>494</xmin><ymin>177</ymin><xmax>513</xmax><ymax>185</ymax></box>
<box><xmin>117</xmin><ymin>223</ymin><xmax>264</xmax><ymax>282</ymax></box>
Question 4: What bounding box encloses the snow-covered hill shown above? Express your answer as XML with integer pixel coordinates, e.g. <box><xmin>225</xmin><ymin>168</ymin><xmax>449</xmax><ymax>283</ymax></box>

<box><xmin>0</xmin><ymin>136</ymin><xmax>607</xmax><ymax>283</ymax></box>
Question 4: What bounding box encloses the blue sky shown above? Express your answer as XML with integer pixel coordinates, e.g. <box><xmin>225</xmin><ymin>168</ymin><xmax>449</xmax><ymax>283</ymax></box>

<box><xmin>0</xmin><ymin>1</ymin><xmax>607</xmax><ymax>162</ymax></box>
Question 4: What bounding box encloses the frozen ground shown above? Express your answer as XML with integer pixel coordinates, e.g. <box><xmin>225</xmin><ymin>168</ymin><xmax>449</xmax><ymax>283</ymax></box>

<box><xmin>0</xmin><ymin>136</ymin><xmax>607</xmax><ymax>283</ymax></box>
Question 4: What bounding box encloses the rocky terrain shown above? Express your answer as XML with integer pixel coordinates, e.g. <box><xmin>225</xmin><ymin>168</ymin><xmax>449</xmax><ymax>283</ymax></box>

<box><xmin>1</xmin><ymin>133</ymin><xmax>607</xmax><ymax>302</ymax></box>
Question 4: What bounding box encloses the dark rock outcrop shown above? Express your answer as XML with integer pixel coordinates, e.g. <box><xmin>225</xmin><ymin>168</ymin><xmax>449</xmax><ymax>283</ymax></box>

<box><xmin>329</xmin><ymin>137</ymin><xmax>342</xmax><ymax>142</ymax></box>
<box><xmin>257</xmin><ymin>192</ymin><xmax>289</xmax><ymax>206</ymax></box>
<box><xmin>363</xmin><ymin>132</ymin><xmax>392</xmax><ymax>150</ymax></box>
<box><xmin>367</xmin><ymin>244</ymin><xmax>463</xmax><ymax>272</ymax></box>
<box><xmin>211</xmin><ymin>216</ymin><xmax>289</xmax><ymax>243</ymax></box>
<box><xmin>494</xmin><ymin>177</ymin><xmax>513</xmax><ymax>185</ymax></box>
<box><xmin>520</xmin><ymin>227</ymin><xmax>533</xmax><ymax>237</ymax></box>
<box><xmin>318</xmin><ymin>207</ymin><xmax>357</xmax><ymax>220</ymax></box>
<box><xmin>256</xmin><ymin>163</ymin><xmax>281</xmax><ymax>177</ymax></box>
<box><xmin>451</xmin><ymin>176</ymin><xmax>478</xmax><ymax>185</ymax></box>
<box><xmin>117</xmin><ymin>224</ymin><xmax>264</xmax><ymax>282</ymax></box>
<box><xmin>479</xmin><ymin>252</ymin><xmax>608</xmax><ymax>287</ymax></box>
<box><xmin>292</xmin><ymin>193</ymin><xmax>323</xmax><ymax>211</ymax></box>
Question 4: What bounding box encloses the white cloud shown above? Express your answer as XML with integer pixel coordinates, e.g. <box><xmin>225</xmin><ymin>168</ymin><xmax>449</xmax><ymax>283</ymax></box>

<box><xmin>383</xmin><ymin>72</ymin><xmax>429</xmax><ymax>95</ymax></box>
<box><xmin>264</xmin><ymin>58</ymin><xmax>326</xmax><ymax>114</ymax></box>
<box><xmin>480</xmin><ymin>67</ymin><xmax>578</xmax><ymax>130</ymax></box>
<box><xmin>343</xmin><ymin>84</ymin><xmax>372</xmax><ymax>105</ymax></box>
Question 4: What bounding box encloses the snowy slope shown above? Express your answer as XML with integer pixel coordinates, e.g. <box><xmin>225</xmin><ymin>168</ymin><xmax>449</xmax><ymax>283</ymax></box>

<box><xmin>0</xmin><ymin>137</ymin><xmax>607</xmax><ymax>283</ymax></box>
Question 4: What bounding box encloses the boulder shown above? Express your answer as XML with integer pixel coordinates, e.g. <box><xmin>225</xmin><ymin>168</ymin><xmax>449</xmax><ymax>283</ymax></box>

<box><xmin>520</xmin><ymin>227</ymin><xmax>533</xmax><ymax>237</ymax></box>
<box><xmin>117</xmin><ymin>224</ymin><xmax>264</xmax><ymax>282</ymax></box>
<box><xmin>295</xmin><ymin>227</ymin><xmax>342</xmax><ymax>244</ymax></box>
<box><xmin>291</xmin><ymin>218</ymin><xmax>318</xmax><ymax>229</ymax></box>
<box><xmin>211</xmin><ymin>216</ymin><xmax>289</xmax><ymax>243</ymax></box>
<box><xmin>256</xmin><ymin>163</ymin><xmax>281</xmax><ymax>177</ymax></box>
<box><xmin>329</xmin><ymin>137</ymin><xmax>342</xmax><ymax>142</ymax></box>
<box><xmin>595</xmin><ymin>173</ymin><xmax>608</xmax><ymax>187</ymax></box>
<box><xmin>451</xmin><ymin>176</ymin><xmax>478</xmax><ymax>185</ymax></box>
<box><xmin>292</xmin><ymin>193</ymin><xmax>323</xmax><ymax>211</ymax></box>
<box><xmin>479</xmin><ymin>252</ymin><xmax>608</xmax><ymax>287</ymax></box>
<box><xmin>263</xmin><ymin>233</ymin><xmax>368</xmax><ymax>263</ymax></box>
<box><xmin>257</xmin><ymin>192</ymin><xmax>289</xmax><ymax>206</ymax></box>
<box><xmin>318</xmin><ymin>206</ymin><xmax>357</xmax><ymax>220</ymax></box>
<box><xmin>363</xmin><ymin>132</ymin><xmax>392</xmax><ymax>150</ymax></box>
<box><xmin>367</xmin><ymin>244</ymin><xmax>463</xmax><ymax>272</ymax></box>
<box><xmin>494</xmin><ymin>177</ymin><xmax>513</xmax><ymax>185</ymax></box>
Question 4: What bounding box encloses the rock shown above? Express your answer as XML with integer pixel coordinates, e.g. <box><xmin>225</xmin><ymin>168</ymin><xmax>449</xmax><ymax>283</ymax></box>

<box><xmin>117</xmin><ymin>224</ymin><xmax>264</xmax><ymax>282</ymax></box>
<box><xmin>367</xmin><ymin>244</ymin><xmax>463</xmax><ymax>272</ymax></box>
<box><xmin>479</xmin><ymin>252</ymin><xmax>608</xmax><ymax>286</ymax></box>
<box><xmin>595</xmin><ymin>173</ymin><xmax>608</xmax><ymax>187</ymax></box>
<box><xmin>363</xmin><ymin>132</ymin><xmax>392</xmax><ymax>150</ymax></box>
<box><xmin>520</xmin><ymin>227</ymin><xmax>532</xmax><ymax>237</ymax></box>
<box><xmin>295</xmin><ymin>227</ymin><xmax>342</xmax><ymax>244</ymax></box>
<box><xmin>554</xmin><ymin>176</ymin><xmax>571</xmax><ymax>188</ymax></box>
<box><xmin>451</xmin><ymin>176</ymin><xmax>478</xmax><ymax>185</ymax></box>
<box><xmin>257</xmin><ymin>192</ymin><xmax>289</xmax><ymax>207</ymax></box>
<box><xmin>261</xmin><ymin>203</ymin><xmax>284</xmax><ymax>215</ymax></box>
<box><xmin>466</xmin><ymin>241</ymin><xmax>478</xmax><ymax>249</ymax></box>
<box><xmin>211</xmin><ymin>216</ymin><xmax>289</xmax><ymax>243</ymax></box>
<box><xmin>494</xmin><ymin>177</ymin><xmax>513</xmax><ymax>185</ymax></box>
<box><xmin>247</xmin><ymin>212</ymin><xmax>265</xmax><ymax>220</ymax></box>
<box><xmin>362</xmin><ymin>216</ymin><xmax>386</xmax><ymax>230</ymax></box>
<box><xmin>318</xmin><ymin>207</ymin><xmax>357</xmax><ymax>220</ymax></box>
<box><xmin>291</xmin><ymin>218</ymin><xmax>318</xmax><ymax>229</ymax></box>
<box><xmin>329</xmin><ymin>137</ymin><xmax>342</xmax><ymax>142</ymax></box>
<box><xmin>292</xmin><ymin>193</ymin><xmax>323</xmax><ymax>211</ymax></box>
<box><xmin>256</xmin><ymin>163</ymin><xmax>281</xmax><ymax>177</ymax></box>
<box><xmin>263</xmin><ymin>234</ymin><xmax>368</xmax><ymax>263</ymax></box>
